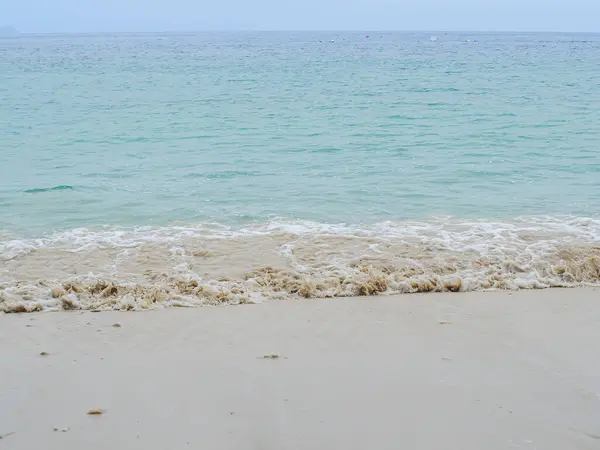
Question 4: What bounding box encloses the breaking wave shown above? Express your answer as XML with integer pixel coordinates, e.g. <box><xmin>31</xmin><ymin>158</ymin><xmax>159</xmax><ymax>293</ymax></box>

<box><xmin>1</xmin><ymin>216</ymin><xmax>600</xmax><ymax>312</ymax></box>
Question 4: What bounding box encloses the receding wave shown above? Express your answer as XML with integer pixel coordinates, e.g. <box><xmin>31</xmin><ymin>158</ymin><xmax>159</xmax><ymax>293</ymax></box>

<box><xmin>1</xmin><ymin>216</ymin><xmax>600</xmax><ymax>313</ymax></box>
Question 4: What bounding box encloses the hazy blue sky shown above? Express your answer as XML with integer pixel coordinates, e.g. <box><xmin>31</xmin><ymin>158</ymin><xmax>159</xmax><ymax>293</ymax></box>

<box><xmin>2</xmin><ymin>0</ymin><xmax>598</xmax><ymax>33</ymax></box>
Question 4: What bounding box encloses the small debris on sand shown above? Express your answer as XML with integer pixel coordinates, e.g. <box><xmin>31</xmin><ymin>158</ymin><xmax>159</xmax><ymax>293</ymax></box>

<box><xmin>87</xmin><ymin>409</ymin><xmax>105</xmax><ymax>415</ymax></box>
<box><xmin>111</xmin><ymin>323</ymin><xmax>122</xmax><ymax>328</ymax></box>
<box><xmin>40</xmin><ymin>352</ymin><xmax>50</xmax><ymax>356</ymax></box>
<box><xmin>261</xmin><ymin>354</ymin><xmax>286</xmax><ymax>359</ymax></box>
<box><xmin>53</xmin><ymin>427</ymin><xmax>69</xmax><ymax>432</ymax></box>
<box><xmin>439</xmin><ymin>320</ymin><xmax>452</xmax><ymax>325</ymax></box>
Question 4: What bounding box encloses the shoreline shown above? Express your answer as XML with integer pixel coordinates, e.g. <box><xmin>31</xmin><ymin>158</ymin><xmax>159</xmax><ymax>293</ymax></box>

<box><xmin>2</xmin><ymin>288</ymin><xmax>600</xmax><ymax>449</ymax></box>
<box><xmin>2</xmin><ymin>284</ymin><xmax>600</xmax><ymax>314</ymax></box>
<box><xmin>3</xmin><ymin>216</ymin><xmax>600</xmax><ymax>312</ymax></box>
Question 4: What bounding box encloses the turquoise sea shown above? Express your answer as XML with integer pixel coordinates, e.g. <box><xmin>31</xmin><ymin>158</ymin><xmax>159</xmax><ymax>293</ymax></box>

<box><xmin>1</xmin><ymin>32</ymin><xmax>600</xmax><ymax>311</ymax></box>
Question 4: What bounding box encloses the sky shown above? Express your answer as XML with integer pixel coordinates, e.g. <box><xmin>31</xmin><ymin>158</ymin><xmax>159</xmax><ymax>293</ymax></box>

<box><xmin>2</xmin><ymin>0</ymin><xmax>599</xmax><ymax>33</ymax></box>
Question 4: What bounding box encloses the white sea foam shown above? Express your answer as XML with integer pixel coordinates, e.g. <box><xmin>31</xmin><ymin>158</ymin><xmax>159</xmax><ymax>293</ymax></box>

<box><xmin>1</xmin><ymin>216</ymin><xmax>600</xmax><ymax>312</ymax></box>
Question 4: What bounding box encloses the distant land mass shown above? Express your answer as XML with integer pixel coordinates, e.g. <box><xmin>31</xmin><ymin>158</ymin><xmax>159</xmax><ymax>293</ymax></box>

<box><xmin>0</xmin><ymin>26</ymin><xmax>19</xmax><ymax>36</ymax></box>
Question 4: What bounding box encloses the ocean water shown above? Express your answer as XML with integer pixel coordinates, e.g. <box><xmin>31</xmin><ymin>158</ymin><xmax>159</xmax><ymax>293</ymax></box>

<box><xmin>1</xmin><ymin>31</ymin><xmax>600</xmax><ymax>312</ymax></box>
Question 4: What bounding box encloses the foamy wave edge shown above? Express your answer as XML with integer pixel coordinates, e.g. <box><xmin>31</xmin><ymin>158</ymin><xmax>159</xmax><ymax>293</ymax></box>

<box><xmin>2</xmin><ymin>216</ymin><xmax>600</xmax><ymax>313</ymax></box>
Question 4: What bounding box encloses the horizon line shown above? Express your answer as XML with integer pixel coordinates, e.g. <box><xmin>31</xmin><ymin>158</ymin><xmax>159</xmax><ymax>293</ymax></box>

<box><xmin>5</xmin><ymin>28</ymin><xmax>600</xmax><ymax>36</ymax></box>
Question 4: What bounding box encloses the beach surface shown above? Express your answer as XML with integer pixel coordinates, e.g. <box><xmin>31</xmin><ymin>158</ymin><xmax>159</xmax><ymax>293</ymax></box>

<box><xmin>1</xmin><ymin>288</ymin><xmax>600</xmax><ymax>449</ymax></box>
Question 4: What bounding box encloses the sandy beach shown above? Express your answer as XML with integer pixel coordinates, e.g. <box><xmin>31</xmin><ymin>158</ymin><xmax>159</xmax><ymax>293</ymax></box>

<box><xmin>1</xmin><ymin>288</ymin><xmax>600</xmax><ymax>449</ymax></box>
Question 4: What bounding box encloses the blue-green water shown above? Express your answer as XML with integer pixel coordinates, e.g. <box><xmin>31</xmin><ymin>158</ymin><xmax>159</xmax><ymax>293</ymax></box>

<box><xmin>1</xmin><ymin>32</ymin><xmax>600</xmax><ymax>311</ymax></box>
<box><xmin>2</xmin><ymin>32</ymin><xmax>600</xmax><ymax>233</ymax></box>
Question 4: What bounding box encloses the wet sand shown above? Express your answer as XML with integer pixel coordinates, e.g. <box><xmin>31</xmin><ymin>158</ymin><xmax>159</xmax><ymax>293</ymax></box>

<box><xmin>3</xmin><ymin>219</ymin><xmax>600</xmax><ymax>312</ymax></box>
<box><xmin>1</xmin><ymin>288</ymin><xmax>600</xmax><ymax>449</ymax></box>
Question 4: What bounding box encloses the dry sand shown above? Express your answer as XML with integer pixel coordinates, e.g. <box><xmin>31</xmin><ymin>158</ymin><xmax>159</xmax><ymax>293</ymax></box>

<box><xmin>1</xmin><ymin>288</ymin><xmax>600</xmax><ymax>449</ymax></box>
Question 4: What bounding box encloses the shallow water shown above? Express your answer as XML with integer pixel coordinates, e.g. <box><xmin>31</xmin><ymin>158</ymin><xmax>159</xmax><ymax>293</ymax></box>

<box><xmin>1</xmin><ymin>32</ymin><xmax>600</xmax><ymax>311</ymax></box>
